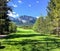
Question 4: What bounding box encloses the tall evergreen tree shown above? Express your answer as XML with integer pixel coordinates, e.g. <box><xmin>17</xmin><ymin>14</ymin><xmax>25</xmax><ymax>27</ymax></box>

<box><xmin>0</xmin><ymin>0</ymin><xmax>11</xmax><ymax>34</ymax></box>
<box><xmin>47</xmin><ymin>0</ymin><xmax>60</xmax><ymax>35</ymax></box>
<box><xmin>44</xmin><ymin>16</ymin><xmax>53</xmax><ymax>34</ymax></box>
<box><xmin>33</xmin><ymin>16</ymin><xmax>45</xmax><ymax>34</ymax></box>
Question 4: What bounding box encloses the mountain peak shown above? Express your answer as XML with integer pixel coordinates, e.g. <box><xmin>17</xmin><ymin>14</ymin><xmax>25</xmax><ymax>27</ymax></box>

<box><xmin>9</xmin><ymin>15</ymin><xmax>37</xmax><ymax>26</ymax></box>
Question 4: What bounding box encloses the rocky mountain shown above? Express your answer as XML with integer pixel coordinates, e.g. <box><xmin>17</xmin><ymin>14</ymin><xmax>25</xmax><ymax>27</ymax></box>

<box><xmin>9</xmin><ymin>15</ymin><xmax>37</xmax><ymax>26</ymax></box>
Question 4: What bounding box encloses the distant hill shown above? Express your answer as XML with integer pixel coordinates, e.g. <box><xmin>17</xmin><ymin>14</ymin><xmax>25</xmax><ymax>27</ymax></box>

<box><xmin>9</xmin><ymin>15</ymin><xmax>37</xmax><ymax>26</ymax></box>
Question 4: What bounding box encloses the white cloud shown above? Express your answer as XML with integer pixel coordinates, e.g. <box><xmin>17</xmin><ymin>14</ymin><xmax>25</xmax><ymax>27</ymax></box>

<box><xmin>7</xmin><ymin>10</ymin><xmax>19</xmax><ymax>18</ymax></box>
<box><xmin>12</xmin><ymin>12</ymin><xmax>16</xmax><ymax>14</ymax></box>
<box><xmin>28</xmin><ymin>4</ymin><xmax>32</xmax><ymax>7</ymax></box>
<box><xmin>8</xmin><ymin>10</ymin><xmax>13</xmax><ymax>14</ymax></box>
<box><xmin>36</xmin><ymin>16</ymin><xmax>39</xmax><ymax>18</ymax></box>
<box><xmin>12</xmin><ymin>4</ymin><xmax>18</xmax><ymax>7</ymax></box>
<box><xmin>36</xmin><ymin>1</ymin><xmax>39</xmax><ymax>3</ymax></box>
<box><xmin>18</xmin><ymin>0</ymin><xmax>22</xmax><ymax>3</ymax></box>
<box><xmin>7</xmin><ymin>0</ymin><xmax>9</xmax><ymax>2</ymax></box>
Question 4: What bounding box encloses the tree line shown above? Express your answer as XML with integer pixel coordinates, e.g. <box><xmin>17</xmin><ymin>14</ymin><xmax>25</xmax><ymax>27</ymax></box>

<box><xmin>33</xmin><ymin>0</ymin><xmax>60</xmax><ymax>36</ymax></box>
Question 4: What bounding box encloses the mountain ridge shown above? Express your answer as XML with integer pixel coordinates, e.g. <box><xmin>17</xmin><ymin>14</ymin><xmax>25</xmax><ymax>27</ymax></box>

<box><xmin>9</xmin><ymin>15</ymin><xmax>37</xmax><ymax>26</ymax></box>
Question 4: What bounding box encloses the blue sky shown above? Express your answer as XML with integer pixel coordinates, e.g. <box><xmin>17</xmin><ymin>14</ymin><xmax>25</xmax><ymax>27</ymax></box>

<box><xmin>8</xmin><ymin>0</ymin><xmax>49</xmax><ymax>18</ymax></box>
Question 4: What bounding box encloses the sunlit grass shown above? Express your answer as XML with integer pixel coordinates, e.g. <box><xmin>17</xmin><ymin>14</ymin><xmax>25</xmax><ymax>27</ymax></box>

<box><xmin>15</xmin><ymin>27</ymin><xmax>39</xmax><ymax>34</ymax></box>
<box><xmin>0</xmin><ymin>27</ymin><xmax>60</xmax><ymax>51</ymax></box>
<box><xmin>51</xmin><ymin>48</ymin><xmax>60</xmax><ymax>51</ymax></box>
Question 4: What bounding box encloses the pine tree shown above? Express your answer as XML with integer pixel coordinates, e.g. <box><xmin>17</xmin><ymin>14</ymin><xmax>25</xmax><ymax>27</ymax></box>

<box><xmin>0</xmin><ymin>0</ymin><xmax>11</xmax><ymax>34</ymax></box>
<box><xmin>47</xmin><ymin>0</ymin><xmax>60</xmax><ymax>35</ymax></box>
<box><xmin>44</xmin><ymin>16</ymin><xmax>53</xmax><ymax>34</ymax></box>
<box><xmin>33</xmin><ymin>16</ymin><xmax>45</xmax><ymax>34</ymax></box>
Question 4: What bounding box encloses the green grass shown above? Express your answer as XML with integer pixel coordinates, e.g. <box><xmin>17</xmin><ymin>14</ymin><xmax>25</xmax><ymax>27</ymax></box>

<box><xmin>51</xmin><ymin>48</ymin><xmax>60</xmax><ymax>51</ymax></box>
<box><xmin>16</xmin><ymin>28</ymin><xmax>39</xmax><ymax>34</ymax></box>
<box><xmin>0</xmin><ymin>27</ymin><xmax>60</xmax><ymax>51</ymax></box>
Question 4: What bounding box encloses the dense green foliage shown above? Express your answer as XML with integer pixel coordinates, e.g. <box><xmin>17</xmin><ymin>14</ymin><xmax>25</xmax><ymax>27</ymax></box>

<box><xmin>47</xmin><ymin>0</ymin><xmax>60</xmax><ymax>35</ymax></box>
<box><xmin>9</xmin><ymin>22</ymin><xmax>17</xmax><ymax>33</ymax></box>
<box><xmin>33</xmin><ymin>16</ymin><xmax>52</xmax><ymax>34</ymax></box>
<box><xmin>33</xmin><ymin>0</ymin><xmax>60</xmax><ymax>36</ymax></box>
<box><xmin>19</xmin><ymin>25</ymin><xmax>33</xmax><ymax>29</ymax></box>
<box><xmin>0</xmin><ymin>0</ymin><xmax>17</xmax><ymax>34</ymax></box>
<box><xmin>0</xmin><ymin>0</ymin><xmax>11</xmax><ymax>34</ymax></box>
<box><xmin>33</xmin><ymin>16</ymin><xmax>45</xmax><ymax>33</ymax></box>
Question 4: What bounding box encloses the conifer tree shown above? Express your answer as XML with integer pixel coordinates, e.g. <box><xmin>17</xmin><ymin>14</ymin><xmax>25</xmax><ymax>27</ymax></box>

<box><xmin>47</xmin><ymin>0</ymin><xmax>60</xmax><ymax>35</ymax></box>
<box><xmin>33</xmin><ymin>16</ymin><xmax>45</xmax><ymax>34</ymax></box>
<box><xmin>0</xmin><ymin>0</ymin><xmax>11</xmax><ymax>34</ymax></box>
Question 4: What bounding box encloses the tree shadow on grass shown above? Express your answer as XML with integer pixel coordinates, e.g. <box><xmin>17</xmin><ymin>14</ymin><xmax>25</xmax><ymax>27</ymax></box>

<box><xmin>3</xmin><ymin>39</ymin><xmax>60</xmax><ymax>50</ymax></box>
<box><xmin>3</xmin><ymin>34</ymin><xmax>46</xmax><ymax>39</ymax></box>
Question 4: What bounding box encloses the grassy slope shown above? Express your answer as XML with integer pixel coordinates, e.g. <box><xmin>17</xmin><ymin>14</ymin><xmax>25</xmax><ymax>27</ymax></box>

<box><xmin>0</xmin><ymin>27</ymin><xmax>60</xmax><ymax>51</ymax></box>
<box><xmin>16</xmin><ymin>28</ymin><xmax>38</xmax><ymax>34</ymax></box>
